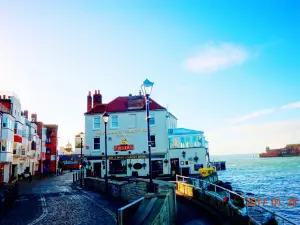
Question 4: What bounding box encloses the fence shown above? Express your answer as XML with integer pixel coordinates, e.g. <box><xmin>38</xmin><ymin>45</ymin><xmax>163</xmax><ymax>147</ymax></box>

<box><xmin>176</xmin><ymin>175</ymin><xmax>296</xmax><ymax>225</ymax></box>
<box><xmin>117</xmin><ymin>197</ymin><xmax>144</xmax><ymax>225</ymax></box>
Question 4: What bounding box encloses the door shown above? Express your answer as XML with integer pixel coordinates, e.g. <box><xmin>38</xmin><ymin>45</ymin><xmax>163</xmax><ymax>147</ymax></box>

<box><xmin>93</xmin><ymin>162</ymin><xmax>101</xmax><ymax>178</ymax></box>
<box><xmin>170</xmin><ymin>158</ymin><xmax>180</xmax><ymax>177</ymax></box>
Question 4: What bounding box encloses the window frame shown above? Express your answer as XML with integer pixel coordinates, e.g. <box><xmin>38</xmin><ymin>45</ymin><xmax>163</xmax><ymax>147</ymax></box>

<box><xmin>111</xmin><ymin>115</ymin><xmax>119</xmax><ymax>129</ymax></box>
<box><xmin>149</xmin><ymin>112</ymin><xmax>155</xmax><ymax>126</ymax></box>
<box><xmin>150</xmin><ymin>135</ymin><xmax>156</xmax><ymax>148</ymax></box>
<box><xmin>94</xmin><ymin>137</ymin><xmax>100</xmax><ymax>150</ymax></box>
<box><xmin>93</xmin><ymin>116</ymin><xmax>101</xmax><ymax>130</ymax></box>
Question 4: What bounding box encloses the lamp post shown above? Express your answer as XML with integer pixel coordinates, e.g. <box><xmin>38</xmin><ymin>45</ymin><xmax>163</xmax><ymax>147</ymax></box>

<box><xmin>141</xmin><ymin>78</ymin><xmax>154</xmax><ymax>193</ymax></box>
<box><xmin>102</xmin><ymin>112</ymin><xmax>110</xmax><ymax>194</ymax></box>
<box><xmin>79</xmin><ymin>132</ymin><xmax>84</xmax><ymax>187</ymax></box>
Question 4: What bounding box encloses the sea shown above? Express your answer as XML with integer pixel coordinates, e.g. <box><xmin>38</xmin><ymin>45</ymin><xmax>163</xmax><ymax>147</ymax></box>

<box><xmin>211</xmin><ymin>154</ymin><xmax>300</xmax><ymax>223</ymax></box>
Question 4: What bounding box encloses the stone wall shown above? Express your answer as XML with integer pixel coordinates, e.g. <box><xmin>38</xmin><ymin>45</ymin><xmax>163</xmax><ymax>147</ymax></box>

<box><xmin>84</xmin><ymin>177</ymin><xmax>177</xmax><ymax>225</ymax></box>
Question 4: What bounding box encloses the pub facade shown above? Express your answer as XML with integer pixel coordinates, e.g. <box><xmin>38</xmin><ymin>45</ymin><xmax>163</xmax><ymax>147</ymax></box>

<box><xmin>84</xmin><ymin>90</ymin><xmax>209</xmax><ymax>178</ymax></box>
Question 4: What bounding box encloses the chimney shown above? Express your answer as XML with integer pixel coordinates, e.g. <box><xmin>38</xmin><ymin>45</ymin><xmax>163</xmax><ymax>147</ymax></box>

<box><xmin>3</xmin><ymin>95</ymin><xmax>6</xmax><ymax>99</ymax></box>
<box><xmin>31</xmin><ymin>113</ymin><xmax>37</xmax><ymax>123</ymax></box>
<box><xmin>93</xmin><ymin>89</ymin><xmax>102</xmax><ymax>107</ymax></box>
<box><xmin>139</xmin><ymin>90</ymin><xmax>142</xmax><ymax>95</ymax></box>
<box><xmin>87</xmin><ymin>91</ymin><xmax>92</xmax><ymax>112</ymax></box>
<box><xmin>24</xmin><ymin>110</ymin><xmax>28</xmax><ymax>119</ymax></box>
<box><xmin>0</xmin><ymin>95</ymin><xmax>1</xmax><ymax>99</ymax></box>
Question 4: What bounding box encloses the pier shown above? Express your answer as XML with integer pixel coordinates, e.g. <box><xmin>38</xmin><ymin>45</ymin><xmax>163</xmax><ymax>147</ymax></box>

<box><xmin>211</xmin><ymin>161</ymin><xmax>226</xmax><ymax>170</ymax></box>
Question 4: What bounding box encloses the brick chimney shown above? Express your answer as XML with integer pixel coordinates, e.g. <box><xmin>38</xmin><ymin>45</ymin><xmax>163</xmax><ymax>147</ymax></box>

<box><xmin>24</xmin><ymin>110</ymin><xmax>28</xmax><ymax>119</ymax></box>
<box><xmin>87</xmin><ymin>91</ymin><xmax>92</xmax><ymax>112</ymax></box>
<box><xmin>93</xmin><ymin>89</ymin><xmax>102</xmax><ymax>107</ymax></box>
<box><xmin>31</xmin><ymin>113</ymin><xmax>37</xmax><ymax>123</ymax></box>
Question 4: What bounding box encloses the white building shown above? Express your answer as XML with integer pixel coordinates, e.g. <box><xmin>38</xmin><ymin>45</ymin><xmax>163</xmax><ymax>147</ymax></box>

<box><xmin>84</xmin><ymin>90</ymin><xmax>209</xmax><ymax>178</ymax></box>
<box><xmin>0</xmin><ymin>100</ymin><xmax>14</xmax><ymax>182</ymax></box>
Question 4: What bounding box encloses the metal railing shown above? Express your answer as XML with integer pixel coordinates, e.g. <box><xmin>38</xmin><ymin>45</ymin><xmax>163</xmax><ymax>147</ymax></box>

<box><xmin>176</xmin><ymin>175</ymin><xmax>297</xmax><ymax>225</ymax></box>
<box><xmin>117</xmin><ymin>197</ymin><xmax>144</xmax><ymax>225</ymax></box>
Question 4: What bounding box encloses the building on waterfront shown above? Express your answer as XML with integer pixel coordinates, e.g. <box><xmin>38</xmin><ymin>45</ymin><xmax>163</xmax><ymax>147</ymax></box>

<box><xmin>0</xmin><ymin>96</ymin><xmax>13</xmax><ymax>182</ymax></box>
<box><xmin>84</xmin><ymin>89</ymin><xmax>209</xmax><ymax>178</ymax></box>
<box><xmin>0</xmin><ymin>91</ymin><xmax>58</xmax><ymax>182</ymax></box>
<box><xmin>44</xmin><ymin>124</ymin><xmax>58</xmax><ymax>174</ymax></box>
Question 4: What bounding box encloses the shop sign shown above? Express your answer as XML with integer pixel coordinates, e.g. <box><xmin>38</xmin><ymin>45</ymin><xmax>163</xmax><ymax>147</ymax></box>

<box><xmin>100</xmin><ymin>155</ymin><xmax>147</xmax><ymax>160</ymax></box>
<box><xmin>96</xmin><ymin>128</ymin><xmax>152</xmax><ymax>136</ymax></box>
<box><xmin>114</xmin><ymin>139</ymin><xmax>134</xmax><ymax>151</ymax></box>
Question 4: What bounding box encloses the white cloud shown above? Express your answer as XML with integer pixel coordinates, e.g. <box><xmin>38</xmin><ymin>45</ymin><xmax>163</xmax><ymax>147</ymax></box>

<box><xmin>183</xmin><ymin>42</ymin><xmax>250</xmax><ymax>73</ymax></box>
<box><xmin>208</xmin><ymin>120</ymin><xmax>300</xmax><ymax>155</ymax></box>
<box><xmin>230</xmin><ymin>108</ymin><xmax>274</xmax><ymax>123</ymax></box>
<box><xmin>281</xmin><ymin>101</ymin><xmax>300</xmax><ymax>110</ymax></box>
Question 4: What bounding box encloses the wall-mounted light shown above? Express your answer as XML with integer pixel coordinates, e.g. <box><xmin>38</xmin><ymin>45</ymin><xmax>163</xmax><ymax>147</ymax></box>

<box><xmin>182</xmin><ymin>151</ymin><xmax>186</xmax><ymax>158</ymax></box>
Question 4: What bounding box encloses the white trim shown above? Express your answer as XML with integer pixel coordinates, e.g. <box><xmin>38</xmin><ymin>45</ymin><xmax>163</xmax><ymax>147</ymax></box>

<box><xmin>110</xmin><ymin>115</ymin><xmax>119</xmax><ymax>129</ymax></box>
<box><xmin>93</xmin><ymin>116</ymin><xmax>101</xmax><ymax>130</ymax></box>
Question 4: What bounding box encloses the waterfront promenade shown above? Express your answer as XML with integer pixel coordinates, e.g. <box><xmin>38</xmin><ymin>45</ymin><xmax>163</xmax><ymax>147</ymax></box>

<box><xmin>0</xmin><ymin>172</ymin><xmax>122</xmax><ymax>225</ymax></box>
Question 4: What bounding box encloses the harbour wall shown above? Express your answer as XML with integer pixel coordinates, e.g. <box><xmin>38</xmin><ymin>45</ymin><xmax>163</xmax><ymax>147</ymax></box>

<box><xmin>84</xmin><ymin>177</ymin><xmax>177</xmax><ymax>225</ymax></box>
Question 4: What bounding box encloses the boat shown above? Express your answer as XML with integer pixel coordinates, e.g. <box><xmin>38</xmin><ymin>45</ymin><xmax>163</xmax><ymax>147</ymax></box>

<box><xmin>259</xmin><ymin>144</ymin><xmax>300</xmax><ymax>158</ymax></box>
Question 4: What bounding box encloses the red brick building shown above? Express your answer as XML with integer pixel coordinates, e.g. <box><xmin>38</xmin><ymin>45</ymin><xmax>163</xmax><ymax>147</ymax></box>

<box><xmin>44</xmin><ymin>124</ymin><xmax>58</xmax><ymax>173</ymax></box>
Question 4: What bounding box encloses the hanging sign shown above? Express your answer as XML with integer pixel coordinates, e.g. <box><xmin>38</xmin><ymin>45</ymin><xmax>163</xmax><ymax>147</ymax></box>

<box><xmin>114</xmin><ymin>139</ymin><xmax>134</xmax><ymax>151</ymax></box>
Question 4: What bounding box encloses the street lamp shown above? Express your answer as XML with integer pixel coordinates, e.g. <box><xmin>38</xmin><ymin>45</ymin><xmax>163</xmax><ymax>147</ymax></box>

<box><xmin>102</xmin><ymin>112</ymin><xmax>110</xmax><ymax>194</ymax></box>
<box><xmin>79</xmin><ymin>132</ymin><xmax>84</xmax><ymax>187</ymax></box>
<box><xmin>141</xmin><ymin>78</ymin><xmax>154</xmax><ymax>193</ymax></box>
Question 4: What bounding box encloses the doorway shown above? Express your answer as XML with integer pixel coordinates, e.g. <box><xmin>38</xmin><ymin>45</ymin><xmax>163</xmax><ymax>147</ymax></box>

<box><xmin>170</xmin><ymin>158</ymin><xmax>180</xmax><ymax>177</ymax></box>
<box><xmin>93</xmin><ymin>162</ymin><xmax>101</xmax><ymax>178</ymax></box>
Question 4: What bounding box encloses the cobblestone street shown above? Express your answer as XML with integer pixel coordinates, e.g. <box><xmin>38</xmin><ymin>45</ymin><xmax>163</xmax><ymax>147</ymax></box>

<box><xmin>0</xmin><ymin>172</ymin><xmax>123</xmax><ymax>225</ymax></box>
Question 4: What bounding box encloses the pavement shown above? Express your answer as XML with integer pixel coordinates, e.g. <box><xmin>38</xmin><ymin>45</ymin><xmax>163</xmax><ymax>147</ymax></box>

<box><xmin>0</xmin><ymin>172</ymin><xmax>123</xmax><ymax>225</ymax></box>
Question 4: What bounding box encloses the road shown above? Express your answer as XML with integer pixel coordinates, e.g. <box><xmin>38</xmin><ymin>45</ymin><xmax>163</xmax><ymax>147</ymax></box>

<box><xmin>0</xmin><ymin>172</ymin><xmax>123</xmax><ymax>225</ymax></box>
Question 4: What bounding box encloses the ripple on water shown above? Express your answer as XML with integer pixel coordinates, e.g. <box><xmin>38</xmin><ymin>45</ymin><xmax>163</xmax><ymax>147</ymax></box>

<box><xmin>215</xmin><ymin>155</ymin><xmax>300</xmax><ymax>224</ymax></box>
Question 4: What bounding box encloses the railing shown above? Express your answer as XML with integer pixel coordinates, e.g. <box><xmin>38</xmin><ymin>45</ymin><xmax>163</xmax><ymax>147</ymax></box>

<box><xmin>117</xmin><ymin>197</ymin><xmax>144</xmax><ymax>225</ymax></box>
<box><xmin>176</xmin><ymin>175</ymin><xmax>296</xmax><ymax>225</ymax></box>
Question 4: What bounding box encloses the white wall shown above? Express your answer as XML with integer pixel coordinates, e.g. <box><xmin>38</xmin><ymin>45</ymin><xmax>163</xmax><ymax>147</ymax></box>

<box><xmin>84</xmin><ymin>109</ymin><xmax>170</xmax><ymax>156</ymax></box>
<box><xmin>84</xmin><ymin>109</ymin><xmax>171</xmax><ymax>177</ymax></box>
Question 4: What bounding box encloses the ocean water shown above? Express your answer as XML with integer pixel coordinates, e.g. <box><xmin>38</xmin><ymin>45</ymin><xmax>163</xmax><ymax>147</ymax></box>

<box><xmin>211</xmin><ymin>154</ymin><xmax>300</xmax><ymax>223</ymax></box>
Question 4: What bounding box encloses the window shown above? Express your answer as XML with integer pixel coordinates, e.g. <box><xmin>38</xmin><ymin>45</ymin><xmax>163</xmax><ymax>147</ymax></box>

<box><xmin>3</xmin><ymin>118</ymin><xmax>7</xmax><ymax>128</ymax></box>
<box><xmin>128</xmin><ymin>114</ymin><xmax>136</xmax><ymax>128</ymax></box>
<box><xmin>1</xmin><ymin>140</ymin><xmax>6</xmax><ymax>151</ymax></box>
<box><xmin>180</xmin><ymin>137</ymin><xmax>185</xmax><ymax>148</ymax></box>
<box><xmin>94</xmin><ymin>137</ymin><xmax>100</xmax><ymax>150</ymax></box>
<box><xmin>173</xmin><ymin>138</ymin><xmax>178</xmax><ymax>148</ymax></box>
<box><xmin>168</xmin><ymin>138</ymin><xmax>173</xmax><ymax>149</ymax></box>
<box><xmin>109</xmin><ymin>160</ymin><xmax>127</xmax><ymax>174</ymax></box>
<box><xmin>149</xmin><ymin>112</ymin><xmax>155</xmax><ymax>125</ymax></box>
<box><xmin>150</xmin><ymin>135</ymin><xmax>156</xmax><ymax>147</ymax></box>
<box><xmin>93</xmin><ymin>117</ymin><xmax>101</xmax><ymax>129</ymax></box>
<box><xmin>186</xmin><ymin>136</ymin><xmax>190</xmax><ymax>148</ymax></box>
<box><xmin>152</xmin><ymin>160</ymin><xmax>163</xmax><ymax>175</ymax></box>
<box><xmin>111</xmin><ymin>115</ymin><xmax>119</xmax><ymax>128</ymax></box>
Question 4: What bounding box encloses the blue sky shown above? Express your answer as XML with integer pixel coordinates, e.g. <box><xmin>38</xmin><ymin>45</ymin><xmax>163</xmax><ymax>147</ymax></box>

<box><xmin>1</xmin><ymin>1</ymin><xmax>300</xmax><ymax>154</ymax></box>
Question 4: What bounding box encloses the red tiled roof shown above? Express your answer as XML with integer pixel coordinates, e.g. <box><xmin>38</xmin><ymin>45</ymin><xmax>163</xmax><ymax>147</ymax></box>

<box><xmin>85</xmin><ymin>96</ymin><xmax>166</xmax><ymax>114</ymax></box>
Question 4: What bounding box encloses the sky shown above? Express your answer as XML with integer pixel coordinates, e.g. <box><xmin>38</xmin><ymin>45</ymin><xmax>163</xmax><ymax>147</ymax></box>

<box><xmin>0</xmin><ymin>1</ymin><xmax>300</xmax><ymax>155</ymax></box>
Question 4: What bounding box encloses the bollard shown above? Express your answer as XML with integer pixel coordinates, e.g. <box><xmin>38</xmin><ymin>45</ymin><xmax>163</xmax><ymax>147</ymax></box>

<box><xmin>75</xmin><ymin>173</ymin><xmax>78</xmax><ymax>181</ymax></box>
<box><xmin>73</xmin><ymin>173</ymin><xmax>75</xmax><ymax>183</ymax></box>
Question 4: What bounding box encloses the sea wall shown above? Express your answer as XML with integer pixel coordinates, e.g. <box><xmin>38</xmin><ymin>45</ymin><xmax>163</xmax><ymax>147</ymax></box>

<box><xmin>84</xmin><ymin>177</ymin><xmax>177</xmax><ymax>225</ymax></box>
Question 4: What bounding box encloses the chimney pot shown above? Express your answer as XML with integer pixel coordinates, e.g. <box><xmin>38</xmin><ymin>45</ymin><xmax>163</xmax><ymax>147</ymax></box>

<box><xmin>0</xmin><ymin>95</ymin><xmax>1</xmax><ymax>99</ymax></box>
<box><xmin>98</xmin><ymin>90</ymin><xmax>100</xmax><ymax>94</ymax></box>
<box><xmin>94</xmin><ymin>90</ymin><xmax>97</xmax><ymax>94</ymax></box>
<box><xmin>88</xmin><ymin>91</ymin><xmax>91</xmax><ymax>96</ymax></box>
<box><xmin>3</xmin><ymin>95</ymin><xmax>6</xmax><ymax>99</ymax></box>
